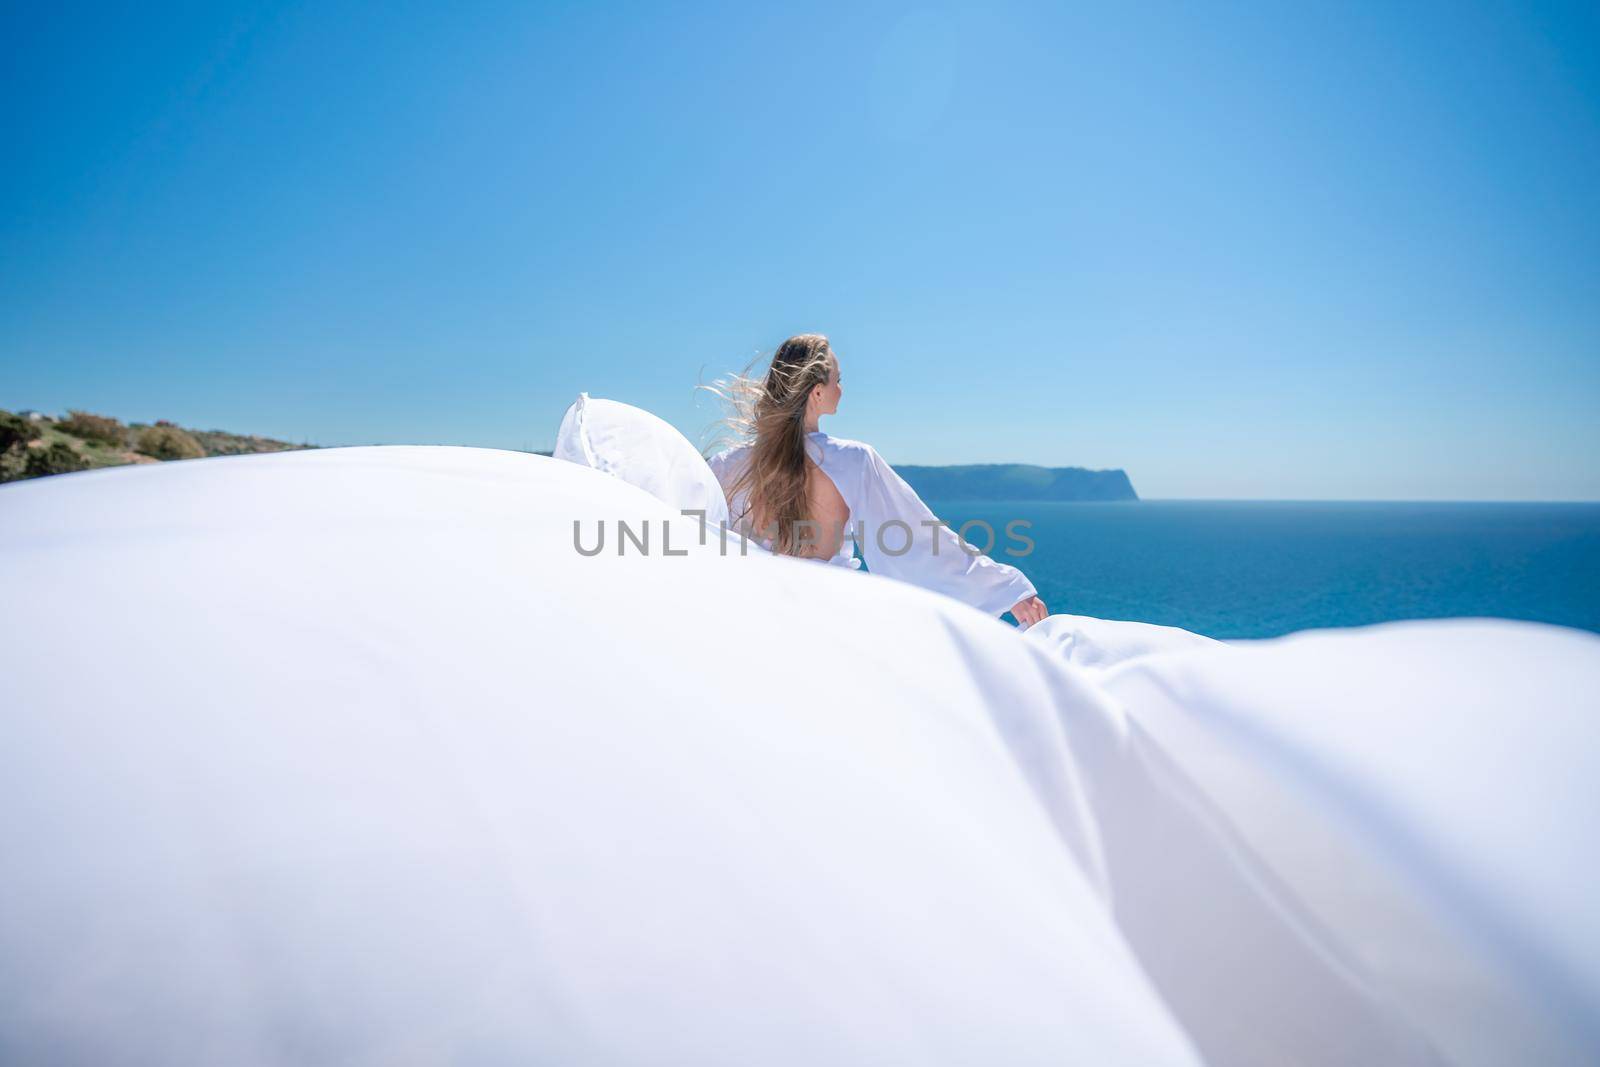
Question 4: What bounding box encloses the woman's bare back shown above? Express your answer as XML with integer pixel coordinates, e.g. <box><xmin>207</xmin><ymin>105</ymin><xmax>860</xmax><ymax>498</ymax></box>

<box><xmin>801</xmin><ymin>461</ymin><xmax>850</xmax><ymax>559</ymax></box>
<box><xmin>745</xmin><ymin>459</ymin><xmax>849</xmax><ymax>559</ymax></box>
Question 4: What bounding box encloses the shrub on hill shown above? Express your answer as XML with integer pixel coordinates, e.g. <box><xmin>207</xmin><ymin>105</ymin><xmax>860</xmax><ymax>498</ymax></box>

<box><xmin>188</xmin><ymin>427</ymin><xmax>309</xmax><ymax>456</ymax></box>
<box><xmin>0</xmin><ymin>411</ymin><xmax>41</xmax><ymax>453</ymax></box>
<box><xmin>59</xmin><ymin>410</ymin><xmax>126</xmax><ymax>446</ymax></box>
<box><xmin>22</xmin><ymin>441</ymin><xmax>88</xmax><ymax>479</ymax></box>
<box><xmin>135</xmin><ymin>424</ymin><xmax>206</xmax><ymax>461</ymax></box>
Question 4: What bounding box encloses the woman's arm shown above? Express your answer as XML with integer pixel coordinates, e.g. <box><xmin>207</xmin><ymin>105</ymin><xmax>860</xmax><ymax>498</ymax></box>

<box><xmin>851</xmin><ymin>443</ymin><xmax>1047</xmax><ymax>623</ymax></box>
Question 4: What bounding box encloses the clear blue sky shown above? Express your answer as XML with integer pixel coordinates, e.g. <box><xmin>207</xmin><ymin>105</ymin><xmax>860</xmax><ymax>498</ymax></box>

<box><xmin>3</xmin><ymin>1</ymin><xmax>1597</xmax><ymax>499</ymax></box>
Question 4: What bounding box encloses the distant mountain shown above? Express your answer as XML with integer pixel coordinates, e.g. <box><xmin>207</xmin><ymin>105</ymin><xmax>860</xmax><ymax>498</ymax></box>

<box><xmin>895</xmin><ymin>463</ymin><xmax>1138</xmax><ymax>502</ymax></box>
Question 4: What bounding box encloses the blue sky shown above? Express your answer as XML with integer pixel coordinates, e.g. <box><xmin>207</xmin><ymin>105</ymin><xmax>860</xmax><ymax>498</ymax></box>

<box><xmin>3</xmin><ymin>1</ymin><xmax>1597</xmax><ymax>499</ymax></box>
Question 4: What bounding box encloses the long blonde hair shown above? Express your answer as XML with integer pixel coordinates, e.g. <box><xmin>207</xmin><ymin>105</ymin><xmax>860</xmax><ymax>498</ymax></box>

<box><xmin>703</xmin><ymin>334</ymin><xmax>835</xmax><ymax>555</ymax></box>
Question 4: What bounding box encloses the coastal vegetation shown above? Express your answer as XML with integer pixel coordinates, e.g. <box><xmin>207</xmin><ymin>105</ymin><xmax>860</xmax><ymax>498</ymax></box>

<box><xmin>0</xmin><ymin>409</ymin><xmax>311</xmax><ymax>483</ymax></box>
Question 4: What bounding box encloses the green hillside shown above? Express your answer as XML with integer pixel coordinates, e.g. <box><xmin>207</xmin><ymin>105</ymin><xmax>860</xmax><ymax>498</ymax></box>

<box><xmin>0</xmin><ymin>409</ymin><xmax>312</xmax><ymax>483</ymax></box>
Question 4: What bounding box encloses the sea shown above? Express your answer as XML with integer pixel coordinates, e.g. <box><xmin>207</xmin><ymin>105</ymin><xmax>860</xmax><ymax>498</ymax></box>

<box><xmin>922</xmin><ymin>499</ymin><xmax>1600</xmax><ymax>640</ymax></box>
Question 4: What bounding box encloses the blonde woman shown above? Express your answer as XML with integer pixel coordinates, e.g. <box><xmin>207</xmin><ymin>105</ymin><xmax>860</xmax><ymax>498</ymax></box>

<box><xmin>707</xmin><ymin>334</ymin><xmax>1048</xmax><ymax>626</ymax></box>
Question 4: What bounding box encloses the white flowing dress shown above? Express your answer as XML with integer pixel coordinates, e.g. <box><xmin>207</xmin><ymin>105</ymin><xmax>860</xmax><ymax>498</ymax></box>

<box><xmin>708</xmin><ymin>432</ymin><xmax>1038</xmax><ymax>618</ymax></box>
<box><xmin>5</xmin><ymin>398</ymin><xmax>1597</xmax><ymax>1065</ymax></box>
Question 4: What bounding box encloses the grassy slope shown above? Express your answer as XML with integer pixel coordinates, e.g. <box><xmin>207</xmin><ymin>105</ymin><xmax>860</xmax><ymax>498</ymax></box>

<box><xmin>37</xmin><ymin>423</ymin><xmax>152</xmax><ymax>470</ymax></box>
<box><xmin>1</xmin><ymin>410</ymin><xmax>313</xmax><ymax>482</ymax></box>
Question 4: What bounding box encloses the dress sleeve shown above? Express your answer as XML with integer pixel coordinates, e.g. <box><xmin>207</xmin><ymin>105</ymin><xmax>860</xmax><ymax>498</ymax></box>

<box><xmin>706</xmin><ymin>449</ymin><xmax>730</xmax><ymax>491</ymax></box>
<box><xmin>706</xmin><ymin>448</ymin><xmax>745</xmax><ymax>523</ymax></box>
<box><xmin>851</xmin><ymin>444</ymin><xmax>1038</xmax><ymax>619</ymax></box>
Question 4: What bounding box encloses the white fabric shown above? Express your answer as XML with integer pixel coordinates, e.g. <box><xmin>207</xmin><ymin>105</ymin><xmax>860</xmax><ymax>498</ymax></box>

<box><xmin>3</xmin><ymin>445</ymin><xmax>1596</xmax><ymax>1065</ymax></box>
<box><xmin>0</xmin><ymin>447</ymin><xmax>1197</xmax><ymax>1066</ymax></box>
<box><xmin>554</xmin><ymin>392</ymin><xmax>730</xmax><ymax>527</ymax></box>
<box><xmin>1098</xmin><ymin>621</ymin><xmax>1600</xmax><ymax>1066</ymax></box>
<box><xmin>1024</xmin><ymin>612</ymin><xmax>1219</xmax><ymax>672</ymax></box>
<box><xmin>710</xmin><ymin>432</ymin><xmax>1038</xmax><ymax>618</ymax></box>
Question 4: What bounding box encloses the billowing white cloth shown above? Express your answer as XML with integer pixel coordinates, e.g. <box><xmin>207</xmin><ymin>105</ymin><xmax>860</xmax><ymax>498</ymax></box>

<box><xmin>709</xmin><ymin>431</ymin><xmax>1038</xmax><ymax>617</ymax></box>
<box><xmin>0</xmin><ymin>447</ymin><xmax>1197</xmax><ymax>1065</ymax></box>
<box><xmin>2</xmin><ymin>445</ymin><xmax>1596</xmax><ymax>1066</ymax></box>
<box><xmin>1098</xmin><ymin>621</ymin><xmax>1600</xmax><ymax>1066</ymax></box>
<box><xmin>554</xmin><ymin>392</ymin><xmax>731</xmax><ymax>528</ymax></box>
<box><xmin>1024</xmin><ymin>612</ymin><xmax>1219</xmax><ymax>672</ymax></box>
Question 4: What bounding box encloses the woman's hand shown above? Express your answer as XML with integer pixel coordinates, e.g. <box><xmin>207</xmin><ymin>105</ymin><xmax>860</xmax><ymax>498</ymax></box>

<box><xmin>1010</xmin><ymin>595</ymin><xmax>1048</xmax><ymax>629</ymax></box>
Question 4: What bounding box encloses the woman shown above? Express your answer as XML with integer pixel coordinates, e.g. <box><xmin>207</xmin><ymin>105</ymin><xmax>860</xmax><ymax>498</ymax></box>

<box><xmin>706</xmin><ymin>334</ymin><xmax>1049</xmax><ymax>627</ymax></box>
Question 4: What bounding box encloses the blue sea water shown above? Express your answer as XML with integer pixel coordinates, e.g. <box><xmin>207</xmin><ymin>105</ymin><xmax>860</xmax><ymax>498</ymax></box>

<box><xmin>923</xmin><ymin>500</ymin><xmax>1600</xmax><ymax>640</ymax></box>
